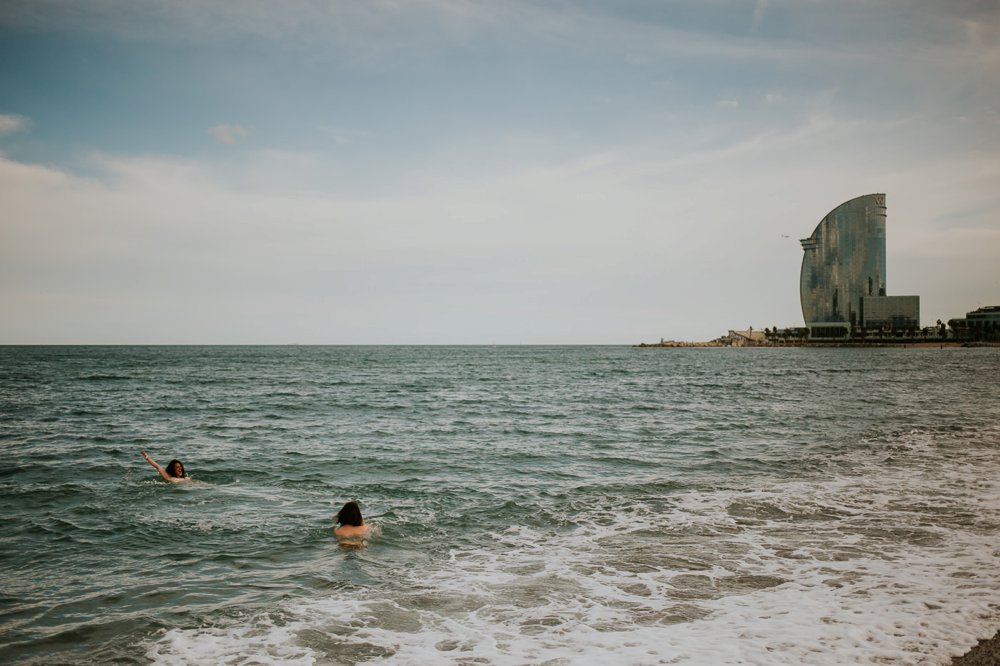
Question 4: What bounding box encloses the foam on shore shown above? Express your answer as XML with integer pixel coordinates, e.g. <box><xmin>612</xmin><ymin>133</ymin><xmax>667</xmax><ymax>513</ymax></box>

<box><xmin>147</xmin><ymin>429</ymin><xmax>1000</xmax><ymax>665</ymax></box>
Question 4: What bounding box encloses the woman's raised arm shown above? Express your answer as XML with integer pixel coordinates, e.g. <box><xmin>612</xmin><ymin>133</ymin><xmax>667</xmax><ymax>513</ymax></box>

<box><xmin>141</xmin><ymin>451</ymin><xmax>174</xmax><ymax>482</ymax></box>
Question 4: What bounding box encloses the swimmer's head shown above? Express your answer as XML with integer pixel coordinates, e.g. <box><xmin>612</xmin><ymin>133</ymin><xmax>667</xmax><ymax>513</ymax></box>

<box><xmin>336</xmin><ymin>501</ymin><xmax>363</xmax><ymax>526</ymax></box>
<box><xmin>166</xmin><ymin>460</ymin><xmax>185</xmax><ymax>478</ymax></box>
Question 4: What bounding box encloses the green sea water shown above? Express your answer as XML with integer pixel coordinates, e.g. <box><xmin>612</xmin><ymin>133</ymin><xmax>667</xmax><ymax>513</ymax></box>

<box><xmin>1</xmin><ymin>346</ymin><xmax>998</xmax><ymax>664</ymax></box>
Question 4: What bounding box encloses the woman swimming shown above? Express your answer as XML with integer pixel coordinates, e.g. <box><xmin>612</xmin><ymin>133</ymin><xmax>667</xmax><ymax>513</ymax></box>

<box><xmin>141</xmin><ymin>451</ymin><xmax>190</xmax><ymax>483</ymax></box>
<box><xmin>334</xmin><ymin>501</ymin><xmax>371</xmax><ymax>539</ymax></box>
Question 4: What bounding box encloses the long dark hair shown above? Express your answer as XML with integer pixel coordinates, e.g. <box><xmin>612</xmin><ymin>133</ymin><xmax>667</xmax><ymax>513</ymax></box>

<box><xmin>166</xmin><ymin>460</ymin><xmax>185</xmax><ymax>478</ymax></box>
<box><xmin>336</xmin><ymin>501</ymin><xmax>363</xmax><ymax>526</ymax></box>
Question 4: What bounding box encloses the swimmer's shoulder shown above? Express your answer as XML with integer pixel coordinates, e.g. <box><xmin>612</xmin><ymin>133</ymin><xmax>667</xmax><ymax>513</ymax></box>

<box><xmin>334</xmin><ymin>524</ymin><xmax>371</xmax><ymax>538</ymax></box>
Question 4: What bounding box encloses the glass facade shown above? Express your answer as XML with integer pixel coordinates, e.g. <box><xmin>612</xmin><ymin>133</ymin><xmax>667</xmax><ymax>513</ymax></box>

<box><xmin>800</xmin><ymin>194</ymin><xmax>887</xmax><ymax>336</ymax></box>
<box><xmin>861</xmin><ymin>295</ymin><xmax>920</xmax><ymax>330</ymax></box>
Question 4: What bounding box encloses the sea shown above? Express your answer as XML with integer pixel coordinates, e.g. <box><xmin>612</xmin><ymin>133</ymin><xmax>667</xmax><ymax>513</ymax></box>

<box><xmin>1</xmin><ymin>345</ymin><xmax>998</xmax><ymax>665</ymax></box>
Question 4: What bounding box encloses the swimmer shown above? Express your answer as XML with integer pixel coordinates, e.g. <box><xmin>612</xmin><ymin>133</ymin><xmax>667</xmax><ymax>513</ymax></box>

<box><xmin>334</xmin><ymin>501</ymin><xmax>371</xmax><ymax>540</ymax></box>
<box><xmin>140</xmin><ymin>451</ymin><xmax>190</xmax><ymax>483</ymax></box>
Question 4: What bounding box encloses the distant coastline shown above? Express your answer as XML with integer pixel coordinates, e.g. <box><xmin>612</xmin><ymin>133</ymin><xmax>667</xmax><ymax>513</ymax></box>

<box><xmin>637</xmin><ymin>324</ymin><xmax>1000</xmax><ymax>348</ymax></box>
<box><xmin>635</xmin><ymin>339</ymin><xmax>1000</xmax><ymax>349</ymax></box>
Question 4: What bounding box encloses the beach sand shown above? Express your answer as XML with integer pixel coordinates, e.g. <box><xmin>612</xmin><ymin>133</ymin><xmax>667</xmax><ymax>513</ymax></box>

<box><xmin>951</xmin><ymin>630</ymin><xmax>1000</xmax><ymax>665</ymax></box>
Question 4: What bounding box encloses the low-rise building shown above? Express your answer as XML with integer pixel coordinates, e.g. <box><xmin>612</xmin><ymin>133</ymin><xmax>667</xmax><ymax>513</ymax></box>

<box><xmin>861</xmin><ymin>295</ymin><xmax>920</xmax><ymax>331</ymax></box>
<box><xmin>948</xmin><ymin>306</ymin><xmax>1000</xmax><ymax>341</ymax></box>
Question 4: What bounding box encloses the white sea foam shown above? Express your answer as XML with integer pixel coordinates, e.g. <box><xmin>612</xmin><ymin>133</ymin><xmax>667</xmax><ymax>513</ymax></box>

<box><xmin>148</xmin><ymin>430</ymin><xmax>1000</xmax><ymax>665</ymax></box>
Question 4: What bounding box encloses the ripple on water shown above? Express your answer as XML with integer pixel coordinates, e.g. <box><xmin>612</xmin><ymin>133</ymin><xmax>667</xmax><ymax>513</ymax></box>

<box><xmin>0</xmin><ymin>346</ymin><xmax>998</xmax><ymax>664</ymax></box>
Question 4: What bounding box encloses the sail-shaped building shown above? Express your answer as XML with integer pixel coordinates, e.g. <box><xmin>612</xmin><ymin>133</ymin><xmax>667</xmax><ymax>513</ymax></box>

<box><xmin>800</xmin><ymin>194</ymin><xmax>919</xmax><ymax>338</ymax></box>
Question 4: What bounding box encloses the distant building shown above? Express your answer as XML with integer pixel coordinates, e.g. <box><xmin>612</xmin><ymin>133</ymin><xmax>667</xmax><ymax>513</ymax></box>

<box><xmin>861</xmin><ymin>295</ymin><xmax>920</xmax><ymax>331</ymax></box>
<box><xmin>799</xmin><ymin>194</ymin><xmax>919</xmax><ymax>338</ymax></box>
<box><xmin>723</xmin><ymin>329</ymin><xmax>767</xmax><ymax>346</ymax></box>
<box><xmin>948</xmin><ymin>306</ymin><xmax>1000</xmax><ymax>341</ymax></box>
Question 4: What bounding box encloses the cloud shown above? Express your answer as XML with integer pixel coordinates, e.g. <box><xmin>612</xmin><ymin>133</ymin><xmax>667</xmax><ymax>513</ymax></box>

<box><xmin>0</xmin><ymin>113</ymin><xmax>29</xmax><ymax>135</ymax></box>
<box><xmin>3</xmin><ymin>1</ymin><xmax>999</xmax><ymax>342</ymax></box>
<box><xmin>2</xmin><ymin>101</ymin><xmax>998</xmax><ymax>345</ymax></box>
<box><xmin>751</xmin><ymin>0</ymin><xmax>769</xmax><ymax>32</ymax></box>
<box><xmin>0</xmin><ymin>1</ymin><xmax>889</xmax><ymax>68</ymax></box>
<box><xmin>0</xmin><ymin>0</ymin><xmax>513</xmax><ymax>64</ymax></box>
<box><xmin>207</xmin><ymin>124</ymin><xmax>248</xmax><ymax>144</ymax></box>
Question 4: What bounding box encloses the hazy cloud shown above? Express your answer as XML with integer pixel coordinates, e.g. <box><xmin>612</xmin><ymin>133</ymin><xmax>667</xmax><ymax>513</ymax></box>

<box><xmin>2</xmin><ymin>105</ymin><xmax>998</xmax><ymax>344</ymax></box>
<box><xmin>208</xmin><ymin>124</ymin><xmax>248</xmax><ymax>145</ymax></box>
<box><xmin>0</xmin><ymin>113</ymin><xmax>29</xmax><ymax>135</ymax></box>
<box><xmin>2</xmin><ymin>1</ymin><xmax>999</xmax><ymax>343</ymax></box>
<box><xmin>751</xmin><ymin>0</ymin><xmax>769</xmax><ymax>32</ymax></box>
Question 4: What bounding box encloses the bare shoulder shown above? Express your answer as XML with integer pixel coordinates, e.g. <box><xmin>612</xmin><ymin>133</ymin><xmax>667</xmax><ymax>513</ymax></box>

<box><xmin>334</xmin><ymin>524</ymin><xmax>371</xmax><ymax>538</ymax></box>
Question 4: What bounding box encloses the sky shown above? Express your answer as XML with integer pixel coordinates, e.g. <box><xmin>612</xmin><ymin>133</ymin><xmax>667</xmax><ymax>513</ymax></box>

<box><xmin>1</xmin><ymin>0</ymin><xmax>998</xmax><ymax>344</ymax></box>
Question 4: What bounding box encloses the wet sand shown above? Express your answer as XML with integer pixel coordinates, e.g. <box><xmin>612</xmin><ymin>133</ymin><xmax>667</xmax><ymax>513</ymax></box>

<box><xmin>951</xmin><ymin>630</ymin><xmax>1000</xmax><ymax>665</ymax></box>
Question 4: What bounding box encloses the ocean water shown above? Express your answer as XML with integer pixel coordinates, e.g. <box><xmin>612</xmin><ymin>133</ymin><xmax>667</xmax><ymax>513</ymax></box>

<box><xmin>1</xmin><ymin>345</ymin><xmax>998</xmax><ymax>665</ymax></box>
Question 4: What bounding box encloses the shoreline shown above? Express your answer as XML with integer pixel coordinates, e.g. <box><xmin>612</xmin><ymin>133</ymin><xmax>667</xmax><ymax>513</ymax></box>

<box><xmin>635</xmin><ymin>340</ymin><xmax>1000</xmax><ymax>348</ymax></box>
<box><xmin>951</xmin><ymin>630</ymin><xmax>1000</xmax><ymax>665</ymax></box>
